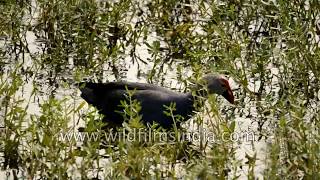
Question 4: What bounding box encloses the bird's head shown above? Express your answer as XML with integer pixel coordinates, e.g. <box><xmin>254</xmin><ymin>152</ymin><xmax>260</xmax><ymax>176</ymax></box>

<box><xmin>202</xmin><ymin>74</ymin><xmax>235</xmax><ymax>104</ymax></box>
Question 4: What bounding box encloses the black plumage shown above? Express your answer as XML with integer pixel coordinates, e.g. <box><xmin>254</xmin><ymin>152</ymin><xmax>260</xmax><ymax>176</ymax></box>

<box><xmin>79</xmin><ymin>75</ymin><xmax>234</xmax><ymax>128</ymax></box>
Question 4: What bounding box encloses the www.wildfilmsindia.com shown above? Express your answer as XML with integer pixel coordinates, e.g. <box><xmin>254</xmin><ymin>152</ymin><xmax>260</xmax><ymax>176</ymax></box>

<box><xmin>57</xmin><ymin>128</ymin><xmax>256</xmax><ymax>143</ymax></box>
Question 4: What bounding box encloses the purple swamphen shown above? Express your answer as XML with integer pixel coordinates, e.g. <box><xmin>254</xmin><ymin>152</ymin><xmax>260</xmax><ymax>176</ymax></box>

<box><xmin>79</xmin><ymin>74</ymin><xmax>234</xmax><ymax>128</ymax></box>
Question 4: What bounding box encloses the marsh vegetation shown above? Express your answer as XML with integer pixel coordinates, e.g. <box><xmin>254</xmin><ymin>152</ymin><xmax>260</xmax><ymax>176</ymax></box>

<box><xmin>0</xmin><ymin>0</ymin><xmax>319</xmax><ymax>179</ymax></box>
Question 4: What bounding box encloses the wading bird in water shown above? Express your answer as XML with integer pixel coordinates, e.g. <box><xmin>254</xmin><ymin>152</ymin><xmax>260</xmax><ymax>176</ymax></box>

<box><xmin>79</xmin><ymin>74</ymin><xmax>234</xmax><ymax>129</ymax></box>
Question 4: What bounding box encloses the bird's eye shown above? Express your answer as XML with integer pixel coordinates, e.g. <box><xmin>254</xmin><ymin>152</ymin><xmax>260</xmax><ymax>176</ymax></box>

<box><xmin>221</xmin><ymin>83</ymin><xmax>227</xmax><ymax>89</ymax></box>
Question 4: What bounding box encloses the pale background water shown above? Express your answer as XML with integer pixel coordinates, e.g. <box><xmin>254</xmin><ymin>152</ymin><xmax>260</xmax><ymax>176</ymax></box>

<box><xmin>1</xmin><ymin>0</ymin><xmax>319</xmax><ymax>179</ymax></box>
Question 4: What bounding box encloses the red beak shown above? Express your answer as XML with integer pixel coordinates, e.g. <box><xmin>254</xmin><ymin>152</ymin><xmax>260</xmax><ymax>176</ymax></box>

<box><xmin>222</xmin><ymin>89</ymin><xmax>235</xmax><ymax>104</ymax></box>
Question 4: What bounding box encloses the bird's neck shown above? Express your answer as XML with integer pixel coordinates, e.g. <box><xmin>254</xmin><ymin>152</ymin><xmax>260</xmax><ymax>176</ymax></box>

<box><xmin>195</xmin><ymin>88</ymin><xmax>208</xmax><ymax>98</ymax></box>
<box><xmin>186</xmin><ymin>88</ymin><xmax>208</xmax><ymax>111</ymax></box>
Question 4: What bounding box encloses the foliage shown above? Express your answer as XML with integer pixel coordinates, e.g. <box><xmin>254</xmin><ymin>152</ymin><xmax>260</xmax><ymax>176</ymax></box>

<box><xmin>0</xmin><ymin>0</ymin><xmax>319</xmax><ymax>179</ymax></box>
